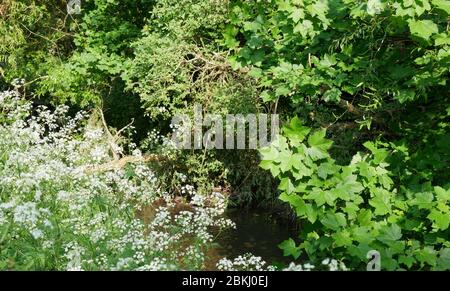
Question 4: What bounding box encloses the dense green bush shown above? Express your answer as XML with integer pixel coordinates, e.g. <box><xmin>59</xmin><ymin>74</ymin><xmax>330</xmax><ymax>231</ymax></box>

<box><xmin>121</xmin><ymin>0</ymin><xmax>277</xmax><ymax>200</ymax></box>
<box><xmin>227</xmin><ymin>0</ymin><xmax>449</xmax><ymax>106</ymax></box>
<box><xmin>260</xmin><ymin>117</ymin><xmax>450</xmax><ymax>270</ymax></box>
<box><xmin>228</xmin><ymin>0</ymin><xmax>449</xmax><ymax>164</ymax></box>
<box><xmin>225</xmin><ymin>0</ymin><xmax>450</xmax><ymax>269</ymax></box>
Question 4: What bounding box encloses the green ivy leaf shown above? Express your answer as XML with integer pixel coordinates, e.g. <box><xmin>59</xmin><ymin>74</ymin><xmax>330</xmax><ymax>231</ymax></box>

<box><xmin>293</xmin><ymin>20</ymin><xmax>314</xmax><ymax>37</ymax></box>
<box><xmin>352</xmin><ymin>226</ymin><xmax>374</xmax><ymax>244</ymax></box>
<box><xmin>367</xmin><ymin>0</ymin><xmax>384</xmax><ymax>16</ymax></box>
<box><xmin>319</xmin><ymin>54</ymin><xmax>337</xmax><ymax>68</ymax></box>
<box><xmin>306</xmin><ymin>188</ymin><xmax>328</xmax><ymax>206</ymax></box>
<box><xmin>363</xmin><ymin>142</ymin><xmax>389</xmax><ymax>164</ymax></box>
<box><xmin>280</xmin><ymin>192</ymin><xmax>303</xmax><ymax>208</ymax></box>
<box><xmin>304</xmin><ymin>203</ymin><xmax>318</xmax><ymax>223</ymax></box>
<box><xmin>306</xmin><ymin>1</ymin><xmax>330</xmax><ymax>28</ymax></box>
<box><xmin>335</xmin><ymin>173</ymin><xmax>364</xmax><ymax>198</ymax></box>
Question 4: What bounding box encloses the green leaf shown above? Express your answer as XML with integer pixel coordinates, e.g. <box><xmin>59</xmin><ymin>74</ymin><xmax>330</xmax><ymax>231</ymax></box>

<box><xmin>436</xmin><ymin>248</ymin><xmax>450</xmax><ymax>270</ymax></box>
<box><xmin>293</xmin><ymin>20</ymin><xmax>314</xmax><ymax>37</ymax></box>
<box><xmin>344</xmin><ymin>202</ymin><xmax>360</xmax><ymax>219</ymax></box>
<box><xmin>395</xmin><ymin>90</ymin><xmax>416</xmax><ymax>103</ymax></box>
<box><xmin>248</xmin><ymin>67</ymin><xmax>263</xmax><ymax>78</ymax></box>
<box><xmin>304</xmin><ymin>203</ymin><xmax>318</xmax><ymax>223</ymax></box>
<box><xmin>306</xmin><ymin>129</ymin><xmax>333</xmax><ymax>160</ymax></box>
<box><xmin>260</xmin><ymin>145</ymin><xmax>279</xmax><ymax>161</ymax></box>
<box><xmin>278</xmin><ymin>177</ymin><xmax>295</xmax><ymax>194</ymax></box>
<box><xmin>414</xmin><ymin>247</ymin><xmax>437</xmax><ymax>267</ymax></box>
<box><xmin>378</xmin><ymin>224</ymin><xmax>402</xmax><ymax>243</ymax></box>
<box><xmin>260</xmin><ymin>90</ymin><xmax>275</xmax><ymax>102</ymax></box>
<box><xmin>411</xmin><ymin>191</ymin><xmax>434</xmax><ymax>209</ymax></box>
<box><xmin>278</xmin><ymin>151</ymin><xmax>294</xmax><ymax>173</ymax></box>
<box><xmin>275</xmin><ymin>85</ymin><xmax>291</xmax><ymax>97</ymax></box>
<box><xmin>323</xmin><ymin>88</ymin><xmax>341</xmax><ymax>102</ymax></box>
<box><xmin>399</xmin><ymin>255</ymin><xmax>416</xmax><ymax>269</ymax></box>
<box><xmin>317</xmin><ymin>162</ymin><xmax>336</xmax><ymax>179</ymax></box>
<box><xmin>319</xmin><ymin>54</ymin><xmax>337</xmax><ymax>68</ymax></box>
<box><xmin>333</xmin><ymin>230</ymin><xmax>352</xmax><ymax>247</ymax></box>
<box><xmin>283</xmin><ymin>117</ymin><xmax>310</xmax><ymax>145</ymax></box>
<box><xmin>432</xmin><ymin>0</ymin><xmax>450</xmax><ymax>14</ymax></box>
<box><xmin>352</xmin><ymin>226</ymin><xmax>374</xmax><ymax>244</ymax></box>
<box><xmin>435</xmin><ymin>186</ymin><xmax>450</xmax><ymax>202</ymax></box>
<box><xmin>435</xmin><ymin>33</ymin><xmax>450</xmax><ymax>46</ymax></box>
<box><xmin>363</xmin><ymin>142</ymin><xmax>389</xmax><ymax>164</ymax></box>
<box><xmin>243</xmin><ymin>21</ymin><xmax>262</xmax><ymax>32</ymax></box>
<box><xmin>291</xmin><ymin>160</ymin><xmax>313</xmax><ymax>180</ymax></box>
<box><xmin>290</xmin><ymin>8</ymin><xmax>305</xmax><ymax>23</ymax></box>
<box><xmin>336</xmin><ymin>173</ymin><xmax>364</xmax><ymax>196</ymax></box>
<box><xmin>307</xmin><ymin>188</ymin><xmax>328</xmax><ymax>206</ymax></box>
<box><xmin>279</xmin><ymin>238</ymin><xmax>301</xmax><ymax>259</ymax></box>
<box><xmin>306</xmin><ymin>1</ymin><xmax>330</xmax><ymax>27</ymax></box>
<box><xmin>280</xmin><ymin>192</ymin><xmax>302</xmax><ymax>207</ymax></box>
<box><xmin>369</xmin><ymin>188</ymin><xmax>392</xmax><ymax>215</ymax></box>
<box><xmin>427</xmin><ymin>209</ymin><xmax>450</xmax><ymax>230</ymax></box>
<box><xmin>408</xmin><ymin>20</ymin><xmax>439</xmax><ymax>42</ymax></box>
<box><xmin>321</xmin><ymin>213</ymin><xmax>347</xmax><ymax>230</ymax></box>
<box><xmin>357</xmin><ymin>209</ymin><xmax>373</xmax><ymax>226</ymax></box>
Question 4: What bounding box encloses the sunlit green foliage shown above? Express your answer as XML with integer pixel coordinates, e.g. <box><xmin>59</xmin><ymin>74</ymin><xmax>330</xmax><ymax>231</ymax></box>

<box><xmin>261</xmin><ymin>118</ymin><xmax>450</xmax><ymax>270</ymax></box>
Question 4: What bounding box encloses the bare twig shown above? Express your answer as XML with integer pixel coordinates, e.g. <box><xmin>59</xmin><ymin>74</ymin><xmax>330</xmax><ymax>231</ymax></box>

<box><xmin>84</xmin><ymin>154</ymin><xmax>165</xmax><ymax>174</ymax></box>
<box><xmin>98</xmin><ymin>108</ymin><xmax>121</xmax><ymax>161</ymax></box>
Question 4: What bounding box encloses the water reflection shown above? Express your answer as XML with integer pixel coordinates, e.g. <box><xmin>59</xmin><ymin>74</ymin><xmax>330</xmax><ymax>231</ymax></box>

<box><xmin>215</xmin><ymin>208</ymin><xmax>298</xmax><ymax>267</ymax></box>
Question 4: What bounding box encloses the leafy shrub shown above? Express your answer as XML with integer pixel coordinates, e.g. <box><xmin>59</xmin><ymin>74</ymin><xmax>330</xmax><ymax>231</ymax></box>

<box><xmin>227</xmin><ymin>0</ymin><xmax>449</xmax><ymax>106</ymax></box>
<box><xmin>260</xmin><ymin>117</ymin><xmax>450</xmax><ymax>270</ymax></box>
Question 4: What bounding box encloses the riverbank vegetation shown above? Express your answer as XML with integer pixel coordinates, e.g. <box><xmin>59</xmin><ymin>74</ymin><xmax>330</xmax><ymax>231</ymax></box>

<box><xmin>0</xmin><ymin>0</ymin><xmax>449</xmax><ymax>270</ymax></box>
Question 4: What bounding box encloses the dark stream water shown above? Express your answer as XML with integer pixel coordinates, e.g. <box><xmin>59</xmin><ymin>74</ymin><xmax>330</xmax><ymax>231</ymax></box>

<box><xmin>215</xmin><ymin>209</ymin><xmax>298</xmax><ymax>266</ymax></box>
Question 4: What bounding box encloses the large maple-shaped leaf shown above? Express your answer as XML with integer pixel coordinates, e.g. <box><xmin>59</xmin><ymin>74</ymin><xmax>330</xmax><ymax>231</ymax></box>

<box><xmin>408</xmin><ymin>20</ymin><xmax>439</xmax><ymax>42</ymax></box>
<box><xmin>369</xmin><ymin>188</ymin><xmax>392</xmax><ymax>215</ymax></box>
<box><xmin>306</xmin><ymin>129</ymin><xmax>333</xmax><ymax>160</ymax></box>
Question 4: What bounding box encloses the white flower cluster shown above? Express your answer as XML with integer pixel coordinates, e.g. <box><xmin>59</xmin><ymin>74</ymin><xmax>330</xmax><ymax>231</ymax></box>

<box><xmin>321</xmin><ymin>258</ymin><xmax>348</xmax><ymax>271</ymax></box>
<box><xmin>282</xmin><ymin>258</ymin><xmax>348</xmax><ymax>271</ymax></box>
<box><xmin>0</xmin><ymin>91</ymin><xmax>235</xmax><ymax>271</ymax></box>
<box><xmin>282</xmin><ymin>262</ymin><xmax>315</xmax><ymax>271</ymax></box>
<box><xmin>217</xmin><ymin>254</ymin><xmax>276</xmax><ymax>271</ymax></box>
